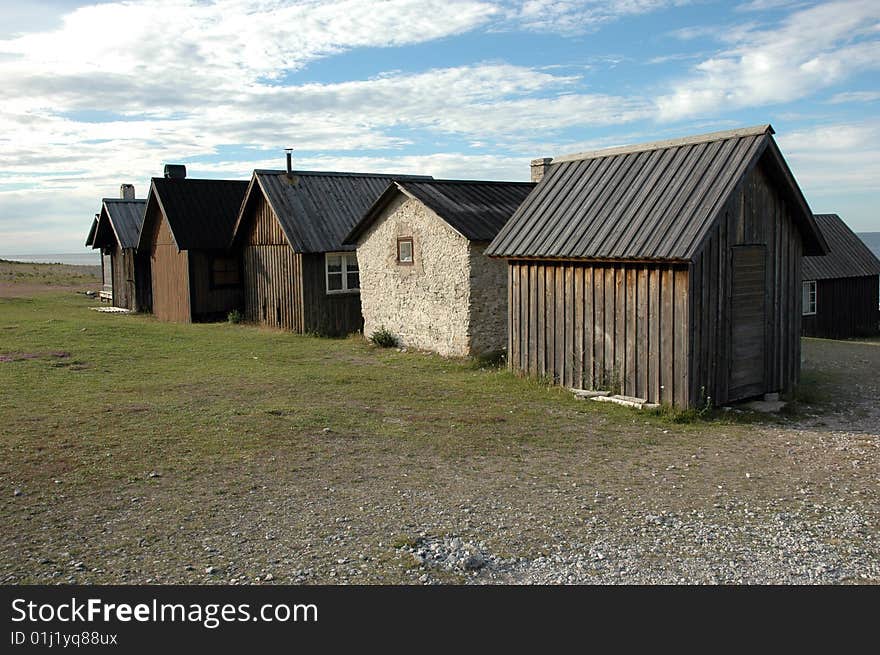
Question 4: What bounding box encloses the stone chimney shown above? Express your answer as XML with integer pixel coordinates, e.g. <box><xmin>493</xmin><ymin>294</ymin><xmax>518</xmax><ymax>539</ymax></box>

<box><xmin>530</xmin><ymin>157</ymin><xmax>553</xmax><ymax>183</ymax></box>
<box><xmin>119</xmin><ymin>184</ymin><xmax>135</xmax><ymax>199</ymax></box>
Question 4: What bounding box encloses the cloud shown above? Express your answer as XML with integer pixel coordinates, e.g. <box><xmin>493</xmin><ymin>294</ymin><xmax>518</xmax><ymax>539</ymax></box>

<box><xmin>657</xmin><ymin>0</ymin><xmax>880</xmax><ymax>119</ymax></box>
<box><xmin>501</xmin><ymin>1</ymin><xmax>693</xmax><ymax>35</ymax></box>
<box><xmin>826</xmin><ymin>90</ymin><xmax>880</xmax><ymax>104</ymax></box>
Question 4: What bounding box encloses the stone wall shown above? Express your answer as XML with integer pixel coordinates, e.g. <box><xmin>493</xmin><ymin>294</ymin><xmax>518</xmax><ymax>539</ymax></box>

<box><xmin>357</xmin><ymin>194</ymin><xmax>472</xmax><ymax>357</ymax></box>
<box><xmin>466</xmin><ymin>242</ymin><xmax>507</xmax><ymax>355</ymax></box>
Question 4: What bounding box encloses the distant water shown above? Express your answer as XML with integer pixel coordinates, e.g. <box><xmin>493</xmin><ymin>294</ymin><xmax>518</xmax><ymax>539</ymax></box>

<box><xmin>858</xmin><ymin>232</ymin><xmax>880</xmax><ymax>260</ymax></box>
<box><xmin>0</xmin><ymin>252</ymin><xmax>100</xmax><ymax>266</ymax></box>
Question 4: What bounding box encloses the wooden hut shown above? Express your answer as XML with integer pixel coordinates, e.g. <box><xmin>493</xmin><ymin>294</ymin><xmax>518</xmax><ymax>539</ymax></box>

<box><xmin>138</xmin><ymin>167</ymin><xmax>247</xmax><ymax>322</ymax></box>
<box><xmin>229</xmin><ymin>167</ymin><xmax>431</xmax><ymax>336</ymax></box>
<box><xmin>802</xmin><ymin>213</ymin><xmax>880</xmax><ymax>339</ymax></box>
<box><xmin>85</xmin><ymin>185</ymin><xmax>150</xmax><ymax>311</ymax></box>
<box><xmin>486</xmin><ymin>125</ymin><xmax>828</xmax><ymax>407</ymax></box>
<box><xmin>343</xmin><ymin>179</ymin><xmax>534</xmax><ymax>356</ymax></box>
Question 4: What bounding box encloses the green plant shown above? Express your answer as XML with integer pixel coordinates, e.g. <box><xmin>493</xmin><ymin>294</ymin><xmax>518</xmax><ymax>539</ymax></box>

<box><xmin>369</xmin><ymin>326</ymin><xmax>397</xmax><ymax>348</ymax></box>
<box><xmin>227</xmin><ymin>309</ymin><xmax>243</xmax><ymax>324</ymax></box>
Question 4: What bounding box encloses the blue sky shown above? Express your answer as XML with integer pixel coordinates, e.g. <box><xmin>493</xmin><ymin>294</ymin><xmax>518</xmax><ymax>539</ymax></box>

<box><xmin>0</xmin><ymin>0</ymin><xmax>878</xmax><ymax>253</ymax></box>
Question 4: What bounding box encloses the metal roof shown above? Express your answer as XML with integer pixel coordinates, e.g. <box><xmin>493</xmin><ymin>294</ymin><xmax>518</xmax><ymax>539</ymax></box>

<box><xmin>141</xmin><ymin>178</ymin><xmax>248</xmax><ymax>251</ymax></box>
<box><xmin>96</xmin><ymin>199</ymin><xmax>145</xmax><ymax>249</ymax></box>
<box><xmin>803</xmin><ymin>214</ymin><xmax>880</xmax><ymax>280</ymax></box>
<box><xmin>345</xmin><ymin>179</ymin><xmax>535</xmax><ymax>244</ymax></box>
<box><xmin>487</xmin><ymin>124</ymin><xmax>826</xmax><ymax>260</ymax></box>
<box><xmin>232</xmin><ymin>170</ymin><xmax>433</xmax><ymax>253</ymax></box>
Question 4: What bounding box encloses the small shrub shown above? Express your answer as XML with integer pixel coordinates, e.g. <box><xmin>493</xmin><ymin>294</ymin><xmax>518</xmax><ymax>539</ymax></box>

<box><xmin>227</xmin><ymin>309</ymin><xmax>243</xmax><ymax>324</ymax></box>
<box><xmin>369</xmin><ymin>326</ymin><xmax>397</xmax><ymax>348</ymax></box>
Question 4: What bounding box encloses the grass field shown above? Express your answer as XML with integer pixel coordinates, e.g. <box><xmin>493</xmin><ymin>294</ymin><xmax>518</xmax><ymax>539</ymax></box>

<box><xmin>1</xmin><ymin>274</ymin><xmax>878</xmax><ymax>584</ymax></box>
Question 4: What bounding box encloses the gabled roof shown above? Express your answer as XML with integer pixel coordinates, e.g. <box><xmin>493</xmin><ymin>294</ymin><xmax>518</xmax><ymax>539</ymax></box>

<box><xmin>803</xmin><ymin>214</ymin><xmax>880</xmax><ymax>280</ymax></box>
<box><xmin>90</xmin><ymin>199</ymin><xmax>146</xmax><ymax>250</ymax></box>
<box><xmin>85</xmin><ymin>217</ymin><xmax>98</xmax><ymax>247</ymax></box>
<box><xmin>344</xmin><ymin>179</ymin><xmax>536</xmax><ymax>245</ymax></box>
<box><xmin>487</xmin><ymin>124</ymin><xmax>827</xmax><ymax>260</ymax></box>
<box><xmin>231</xmin><ymin>170</ymin><xmax>433</xmax><ymax>253</ymax></box>
<box><xmin>139</xmin><ymin>178</ymin><xmax>248</xmax><ymax>251</ymax></box>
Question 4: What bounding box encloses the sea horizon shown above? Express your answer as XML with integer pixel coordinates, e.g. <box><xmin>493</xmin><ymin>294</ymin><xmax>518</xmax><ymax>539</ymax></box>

<box><xmin>0</xmin><ymin>252</ymin><xmax>100</xmax><ymax>266</ymax></box>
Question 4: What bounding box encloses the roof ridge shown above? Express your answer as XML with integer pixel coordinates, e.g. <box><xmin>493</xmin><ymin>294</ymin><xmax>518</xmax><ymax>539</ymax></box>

<box><xmin>403</xmin><ymin>178</ymin><xmax>534</xmax><ymax>185</ymax></box>
<box><xmin>546</xmin><ymin>124</ymin><xmax>774</xmax><ymax>165</ymax></box>
<box><xmin>102</xmin><ymin>198</ymin><xmax>146</xmax><ymax>203</ymax></box>
<box><xmin>254</xmin><ymin>169</ymin><xmax>431</xmax><ymax>179</ymax></box>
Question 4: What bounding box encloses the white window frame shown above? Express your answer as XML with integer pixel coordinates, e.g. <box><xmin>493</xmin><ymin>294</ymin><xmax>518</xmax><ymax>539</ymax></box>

<box><xmin>325</xmin><ymin>252</ymin><xmax>360</xmax><ymax>294</ymax></box>
<box><xmin>802</xmin><ymin>280</ymin><xmax>817</xmax><ymax>316</ymax></box>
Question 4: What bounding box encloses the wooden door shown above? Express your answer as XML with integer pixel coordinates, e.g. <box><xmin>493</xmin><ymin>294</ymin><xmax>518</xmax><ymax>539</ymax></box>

<box><xmin>729</xmin><ymin>246</ymin><xmax>766</xmax><ymax>401</ymax></box>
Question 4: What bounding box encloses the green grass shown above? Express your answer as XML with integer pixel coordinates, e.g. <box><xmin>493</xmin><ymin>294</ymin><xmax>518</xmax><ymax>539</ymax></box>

<box><xmin>1</xmin><ymin>293</ymin><xmax>724</xmax><ymax>494</ymax></box>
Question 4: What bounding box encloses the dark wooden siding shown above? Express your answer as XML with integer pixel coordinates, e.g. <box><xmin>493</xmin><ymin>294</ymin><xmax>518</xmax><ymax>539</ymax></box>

<box><xmin>239</xmin><ymin>193</ymin><xmax>363</xmax><ymax>336</ymax></box>
<box><xmin>507</xmin><ymin>260</ymin><xmax>689</xmax><ymax>406</ymax></box>
<box><xmin>134</xmin><ymin>252</ymin><xmax>152</xmax><ymax>313</ymax></box>
<box><xmin>110</xmin><ymin>246</ymin><xmax>131</xmax><ymax>309</ymax></box>
<box><xmin>301</xmin><ymin>253</ymin><xmax>363</xmax><ymax>337</ymax></box>
<box><xmin>689</xmin><ymin>161</ymin><xmax>803</xmax><ymax>405</ymax></box>
<box><xmin>188</xmin><ymin>250</ymin><xmax>242</xmax><ymax>321</ymax></box>
<box><xmin>241</xmin><ymin>193</ymin><xmax>305</xmax><ymax>331</ymax></box>
<box><xmin>150</xmin><ymin>213</ymin><xmax>191</xmax><ymax>323</ymax></box>
<box><xmin>802</xmin><ymin>275</ymin><xmax>880</xmax><ymax>339</ymax></box>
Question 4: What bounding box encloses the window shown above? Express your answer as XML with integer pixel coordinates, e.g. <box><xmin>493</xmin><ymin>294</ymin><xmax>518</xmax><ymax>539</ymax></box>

<box><xmin>802</xmin><ymin>280</ymin><xmax>816</xmax><ymax>316</ymax></box>
<box><xmin>211</xmin><ymin>257</ymin><xmax>240</xmax><ymax>287</ymax></box>
<box><xmin>397</xmin><ymin>237</ymin><xmax>413</xmax><ymax>264</ymax></box>
<box><xmin>326</xmin><ymin>252</ymin><xmax>359</xmax><ymax>294</ymax></box>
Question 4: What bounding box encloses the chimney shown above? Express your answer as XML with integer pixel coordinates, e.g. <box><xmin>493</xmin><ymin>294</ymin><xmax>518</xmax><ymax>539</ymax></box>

<box><xmin>164</xmin><ymin>164</ymin><xmax>187</xmax><ymax>179</ymax></box>
<box><xmin>285</xmin><ymin>148</ymin><xmax>293</xmax><ymax>175</ymax></box>
<box><xmin>119</xmin><ymin>184</ymin><xmax>135</xmax><ymax>200</ymax></box>
<box><xmin>530</xmin><ymin>157</ymin><xmax>553</xmax><ymax>183</ymax></box>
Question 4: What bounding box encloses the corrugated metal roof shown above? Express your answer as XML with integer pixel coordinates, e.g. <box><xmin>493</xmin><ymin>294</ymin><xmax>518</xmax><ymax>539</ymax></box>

<box><xmin>234</xmin><ymin>170</ymin><xmax>432</xmax><ymax>253</ymax></box>
<box><xmin>99</xmin><ymin>199</ymin><xmax>145</xmax><ymax>249</ymax></box>
<box><xmin>487</xmin><ymin>124</ymin><xmax>825</xmax><ymax>260</ymax></box>
<box><xmin>345</xmin><ymin>179</ymin><xmax>535</xmax><ymax>244</ymax></box>
<box><xmin>145</xmin><ymin>178</ymin><xmax>248</xmax><ymax>251</ymax></box>
<box><xmin>803</xmin><ymin>214</ymin><xmax>880</xmax><ymax>280</ymax></box>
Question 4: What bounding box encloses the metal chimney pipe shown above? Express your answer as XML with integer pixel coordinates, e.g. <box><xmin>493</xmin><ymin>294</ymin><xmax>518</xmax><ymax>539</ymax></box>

<box><xmin>285</xmin><ymin>148</ymin><xmax>293</xmax><ymax>175</ymax></box>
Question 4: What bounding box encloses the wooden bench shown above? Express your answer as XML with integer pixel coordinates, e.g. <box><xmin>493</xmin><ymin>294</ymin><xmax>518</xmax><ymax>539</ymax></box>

<box><xmin>99</xmin><ymin>289</ymin><xmax>112</xmax><ymax>303</ymax></box>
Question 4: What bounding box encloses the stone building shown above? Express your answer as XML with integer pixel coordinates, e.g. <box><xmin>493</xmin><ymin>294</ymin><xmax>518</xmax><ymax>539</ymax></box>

<box><xmin>344</xmin><ymin>179</ymin><xmax>534</xmax><ymax>357</ymax></box>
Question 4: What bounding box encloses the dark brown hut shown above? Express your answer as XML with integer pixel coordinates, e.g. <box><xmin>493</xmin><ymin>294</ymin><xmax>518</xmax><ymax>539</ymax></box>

<box><xmin>85</xmin><ymin>185</ymin><xmax>150</xmax><ymax>311</ymax></box>
<box><xmin>137</xmin><ymin>167</ymin><xmax>247</xmax><ymax>322</ymax></box>
<box><xmin>802</xmin><ymin>213</ymin><xmax>880</xmax><ymax>339</ymax></box>
<box><xmin>486</xmin><ymin>125</ymin><xmax>828</xmax><ymax>407</ymax></box>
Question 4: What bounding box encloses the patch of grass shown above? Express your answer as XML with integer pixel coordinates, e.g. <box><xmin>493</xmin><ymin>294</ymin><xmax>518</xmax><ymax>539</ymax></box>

<box><xmin>0</xmin><ymin>260</ymin><xmax>100</xmax><ymax>287</ymax></box>
<box><xmin>227</xmin><ymin>309</ymin><xmax>243</xmax><ymax>324</ymax></box>
<box><xmin>471</xmin><ymin>349</ymin><xmax>506</xmax><ymax>370</ymax></box>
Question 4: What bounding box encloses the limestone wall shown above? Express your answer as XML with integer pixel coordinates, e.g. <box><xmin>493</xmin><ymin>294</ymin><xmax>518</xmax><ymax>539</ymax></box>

<box><xmin>466</xmin><ymin>242</ymin><xmax>508</xmax><ymax>355</ymax></box>
<box><xmin>357</xmin><ymin>195</ymin><xmax>472</xmax><ymax>357</ymax></box>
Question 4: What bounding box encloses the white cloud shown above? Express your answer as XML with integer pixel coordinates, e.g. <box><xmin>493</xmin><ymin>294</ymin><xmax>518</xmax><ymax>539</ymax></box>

<box><xmin>502</xmin><ymin>1</ymin><xmax>692</xmax><ymax>35</ymax></box>
<box><xmin>657</xmin><ymin>0</ymin><xmax>880</xmax><ymax>119</ymax></box>
<box><xmin>826</xmin><ymin>90</ymin><xmax>880</xmax><ymax>104</ymax></box>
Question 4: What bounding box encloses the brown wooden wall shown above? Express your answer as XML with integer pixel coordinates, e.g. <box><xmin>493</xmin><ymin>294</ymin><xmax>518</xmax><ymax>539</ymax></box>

<box><xmin>239</xmin><ymin>193</ymin><xmax>363</xmax><ymax>336</ymax></box>
<box><xmin>110</xmin><ymin>245</ymin><xmax>132</xmax><ymax>309</ymax></box>
<box><xmin>507</xmin><ymin>260</ymin><xmax>690</xmax><ymax>406</ymax></box>
<box><xmin>188</xmin><ymin>250</ymin><xmax>242</xmax><ymax>321</ymax></box>
<box><xmin>241</xmin><ymin>193</ymin><xmax>305</xmax><ymax>331</ymax></box>
<box><xmin>689</xmin><ymin>160</ymin><xmax>803</xmax><ymax>405</ymax></box>
<box><xmin>301</xmin><ymin>253</ymin><xmax>363</xmax><ymax>337</ymax></box>
<box><xmin>802</xmin><ymin>275</ymin><xmax>880</xmax><ymax>339</ymax></box>
<box><xmin>149</xmin><ymin>213</ymin><xmax>191</xmax><ymax>323</ymax></box>
<box><xmin>134</xmin><ymin>252</ymin><xmax>152</xmax><ymax>313</ymax></box>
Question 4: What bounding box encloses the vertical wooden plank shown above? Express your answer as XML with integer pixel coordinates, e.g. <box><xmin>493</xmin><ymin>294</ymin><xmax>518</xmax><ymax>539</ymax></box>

<box><xmin>555</xmin><ymin>264</ymin><xmax>566</xmax><ymax>385</ymax></box>
<box><xmin>536</xmin><ymin>265</ymin><xmax>545</xmax><ymax>376</ymax></box>
<box><xmin>573</xmin><ymin>265</ymin><xmax>584</xmax><ymax>389</ymax></box>
<box><xmin>674</xmin><ymin>267</ymin><xmax>689</xmax><ymax>407</ymax></box>
<box><xmin>584</xmin><ymin>266</ymin><xmax>595</xmax><ymax>389</ymax></box>
<box><xmin>529</xmin><ymin>264</ymin><xmax>538</xmax><ymax>376</ymax></box>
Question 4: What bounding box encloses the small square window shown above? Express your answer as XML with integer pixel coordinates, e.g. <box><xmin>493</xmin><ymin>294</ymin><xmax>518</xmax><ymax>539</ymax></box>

<box><xmin>802</xmin><ymin>280</ymin><xmax>816</xmax><ymax>316</ymax></box>
<box><xmin>211</xmin><ymin>256</ymin><xmax>240</xmax><ymax>287</ymax></box>
<box><xmin>397</xmin><ymin>237</ymin><xmax>413</xmax><ymax>264</ymax></box>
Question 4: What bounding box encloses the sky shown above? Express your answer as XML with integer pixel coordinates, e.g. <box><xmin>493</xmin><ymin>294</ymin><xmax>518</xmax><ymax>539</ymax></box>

<box><xmin>0</xmin><ymin>0</ymin><xmax>878</xmax><ymax>254</ymax></box>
